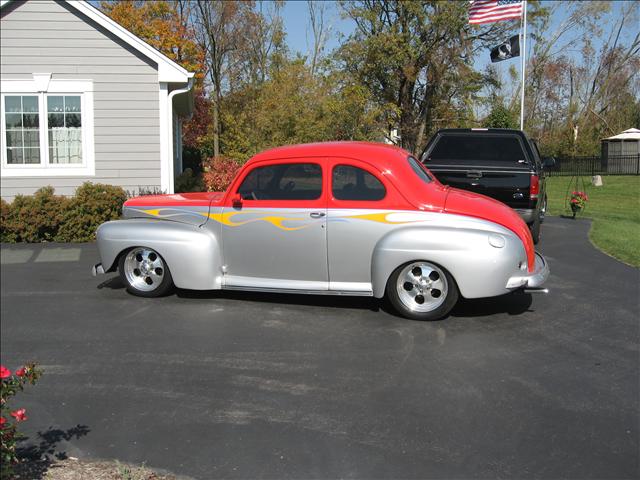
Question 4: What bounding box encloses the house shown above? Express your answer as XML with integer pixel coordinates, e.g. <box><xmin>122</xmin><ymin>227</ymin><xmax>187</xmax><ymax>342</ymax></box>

<box><xmin>0</xmin><ymin>0</ymin><xmax>194</xmax><ymax>201</ymax></box>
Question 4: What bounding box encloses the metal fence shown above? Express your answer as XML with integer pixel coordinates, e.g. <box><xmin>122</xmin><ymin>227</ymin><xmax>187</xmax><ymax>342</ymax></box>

<box><xmin>547</xmin><ymin>155</ymin><xmax>640</xmax><ymax>176</ymax></box>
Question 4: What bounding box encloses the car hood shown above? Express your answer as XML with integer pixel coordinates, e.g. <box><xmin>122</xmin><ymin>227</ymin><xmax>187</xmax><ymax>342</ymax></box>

<box><xmin>124</xmin><ymin>192</ymin><xmax>225</xmax><ymax>208</ymax></box>
<box><xmin>444</xmin><ymin>187</ymin><xmax>535</xmax><ymax>272</ymax></box>
<box><xmin>123</xmin><ymin>192</ymin><xmax>225</xmax><ymax>225</ymax></box>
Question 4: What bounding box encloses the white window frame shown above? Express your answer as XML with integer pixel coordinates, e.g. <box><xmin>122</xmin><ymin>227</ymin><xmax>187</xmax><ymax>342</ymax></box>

<box><xmin>0</xmin><ymin>76</ymin><xmax>95</xmax><ymax>177</ymax></box>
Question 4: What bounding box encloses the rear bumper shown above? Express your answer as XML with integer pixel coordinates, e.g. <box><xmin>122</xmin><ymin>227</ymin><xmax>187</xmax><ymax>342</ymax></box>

<box><xmin>515</xmin><ymin>208</ymin><xmax>536</xmax><ymax>224</ymax></box>
<box><xmin>505</xmin><ymin>252</ymin><xmax>549</xmax><ymax>289</ymax></box>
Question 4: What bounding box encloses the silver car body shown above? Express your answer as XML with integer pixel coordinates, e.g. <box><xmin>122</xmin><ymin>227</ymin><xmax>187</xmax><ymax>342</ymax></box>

<box><xmin>96</xmin><ymin>205</ymin><xmax>548</xmax><ymax>299</ymax></box>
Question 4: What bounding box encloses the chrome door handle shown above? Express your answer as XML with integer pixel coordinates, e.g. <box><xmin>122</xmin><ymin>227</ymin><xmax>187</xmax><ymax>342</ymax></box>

<box><xmin>310</xmin><ymin>212</ymin><xmax>326</xmax><ymax>218</ymax></box>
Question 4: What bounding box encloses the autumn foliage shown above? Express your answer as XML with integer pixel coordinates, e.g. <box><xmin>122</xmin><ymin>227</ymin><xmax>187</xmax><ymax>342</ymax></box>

<box><xmin>201</xmin><ymin>157</ymin><xmax>242</xmax><ymax>192</ymax></box>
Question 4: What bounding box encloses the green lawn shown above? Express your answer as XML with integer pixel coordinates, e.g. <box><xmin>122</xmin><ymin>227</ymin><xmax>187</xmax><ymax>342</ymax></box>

<box><xmin>545</xmin><ymin>175</ymin><xmax>640</xmax><ymax>267</ymax></box>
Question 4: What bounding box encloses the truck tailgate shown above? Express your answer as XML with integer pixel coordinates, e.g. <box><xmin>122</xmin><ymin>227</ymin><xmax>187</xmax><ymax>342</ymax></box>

<box><xmin>428</xmin><ymin>166</ymin><xmax>532</xmax><ymax>209</ymax></box>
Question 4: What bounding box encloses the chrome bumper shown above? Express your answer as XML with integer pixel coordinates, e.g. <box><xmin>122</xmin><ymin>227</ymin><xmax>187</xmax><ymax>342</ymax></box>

<box><xmin>92</xmin><ymin>263</ymin><xmax>105</xmax><ymax>276</ymax></box>
<box><xmin>505</xmin><ymin>252</ymin><xmax>549</xmax><ymax>290</ymax></box>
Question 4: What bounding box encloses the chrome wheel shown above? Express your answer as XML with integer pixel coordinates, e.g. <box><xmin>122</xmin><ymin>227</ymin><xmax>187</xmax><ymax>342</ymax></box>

<box><xmin>396</xmin><ymin>261</ymin><xmax>448</xmax><ymax>313</ymax></box>
<box><xmin>123</xmin><ymin>247</ymin><xmax>166</xmax><ymax>292</ymax></box>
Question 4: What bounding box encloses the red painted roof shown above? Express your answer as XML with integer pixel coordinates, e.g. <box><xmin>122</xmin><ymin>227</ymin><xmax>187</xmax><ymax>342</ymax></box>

<box><xmin>250</xmin><ymin>141</ymin><xmax>410</xmax><ymax>165</ymax></box>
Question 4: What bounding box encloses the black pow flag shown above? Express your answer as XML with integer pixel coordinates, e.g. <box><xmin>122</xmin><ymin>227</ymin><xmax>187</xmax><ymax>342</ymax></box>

<box><xmin>490</xmin><ymin>35</ymin><xmax>520</xmax><ymax>63</ymax></box>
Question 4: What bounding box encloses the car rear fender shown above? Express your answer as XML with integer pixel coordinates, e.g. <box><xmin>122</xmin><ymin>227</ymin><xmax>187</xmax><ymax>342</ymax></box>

<box><xmin>371</xmin><ymin>224</ymin><xmax>527</xmax><ymax>299</ymax></box>
<box><xmin>96</xmin><ymin>219</ymin><xmax>223</xmax><ymax>290</ymax></box>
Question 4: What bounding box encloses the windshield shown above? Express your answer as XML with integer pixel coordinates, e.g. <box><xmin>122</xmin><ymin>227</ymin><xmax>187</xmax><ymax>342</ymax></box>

<box><xmin>408</xmin><ymin>156</ymin><xmax>432</xmax><ymax>184</ymax></box>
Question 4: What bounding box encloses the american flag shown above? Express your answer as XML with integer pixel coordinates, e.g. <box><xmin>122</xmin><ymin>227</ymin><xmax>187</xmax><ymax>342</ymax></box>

<box><xmin>468</xmin><ymin>0</ymin><xmax>524</xmax><ymax>25</ymax></box>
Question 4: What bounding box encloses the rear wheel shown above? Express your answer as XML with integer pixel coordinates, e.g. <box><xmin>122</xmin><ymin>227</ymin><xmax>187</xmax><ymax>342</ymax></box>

<box><xmin>118</xmin><ymin>247</ymin><xmax>174</xmax><ymax>297</ymax></box>
<box><xmin>386</xmin><ymin>261</ymin><xmax>459</xmax><ymax>321</ymax></box>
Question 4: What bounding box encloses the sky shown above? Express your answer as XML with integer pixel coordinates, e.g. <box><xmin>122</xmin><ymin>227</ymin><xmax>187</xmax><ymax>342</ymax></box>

<box><xmin>280</xmin><ymin>0</ymin><xmax>638</xmax><ymax>72</ymax></box>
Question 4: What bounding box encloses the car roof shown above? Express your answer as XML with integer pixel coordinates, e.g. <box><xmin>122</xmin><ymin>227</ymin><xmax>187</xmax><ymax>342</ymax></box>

<box><xmin>249</xmin><ymin>141</ymin><xmax>411</xmax><ymax>167</ymax></box>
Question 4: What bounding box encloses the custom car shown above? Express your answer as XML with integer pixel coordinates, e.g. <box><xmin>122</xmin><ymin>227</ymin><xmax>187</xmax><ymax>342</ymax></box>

<box><xmin>93</xmin><ymin>142</ymin><xmax>549</xmax><ymax>320</ymax></box>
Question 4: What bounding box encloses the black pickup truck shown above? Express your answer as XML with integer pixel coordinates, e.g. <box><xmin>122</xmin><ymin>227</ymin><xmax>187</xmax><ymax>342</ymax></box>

<box><xmin>421</xmin><ymin>128</ymin><xmax>554</xmax><ymax>243</ymax></box>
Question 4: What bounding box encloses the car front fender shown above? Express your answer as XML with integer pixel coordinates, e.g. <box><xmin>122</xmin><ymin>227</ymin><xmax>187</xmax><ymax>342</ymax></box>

<box><xmin>371</xmin><ymin>224</ymin><xmax>527</xmax><ymax>299</ymax></box>
<box><xmin>96</xmin><ymin>219</ymin><xmax>222</xmax><ymax>290</ymax></box>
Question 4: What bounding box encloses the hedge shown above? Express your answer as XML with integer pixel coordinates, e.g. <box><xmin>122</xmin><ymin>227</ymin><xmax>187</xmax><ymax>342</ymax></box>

<box><xmin>0</xmin><ymin>183</ymin><xmax>127</xmax><ymax>243</ymax></box>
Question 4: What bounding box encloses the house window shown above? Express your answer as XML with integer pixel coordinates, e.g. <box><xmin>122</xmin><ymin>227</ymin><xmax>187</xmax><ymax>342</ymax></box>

<box><xmin>47</xmin><ymin>96</ymin><xmax>82</xmax><ymax>164</ymax></box>
<box><xmin>4</xmin><ymin>95</ymin><xmax>40</xmax><ymax>165</ymax></box>
<box><xmin>0</xmin><ymin>78</ymin><xmax>94</xmax><ymax>177</ymax></box>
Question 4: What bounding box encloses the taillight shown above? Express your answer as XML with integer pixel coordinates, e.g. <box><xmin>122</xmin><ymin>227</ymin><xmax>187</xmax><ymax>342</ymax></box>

<box><xmin>530</xmin><ymin>174</ymin><xmax>539</xmax><ymax>200</ymax></box>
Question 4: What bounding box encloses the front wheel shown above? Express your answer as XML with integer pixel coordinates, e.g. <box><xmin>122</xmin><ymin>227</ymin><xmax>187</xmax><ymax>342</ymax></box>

<box><xmin>118</xmin><ymin>247</ymin><xmax>174</xmax><ymax>297</ymax></box>
<box><xmin>386</xmin><ymin>261</ymin><xmax>459</xmax><ymax>321</ymax></box>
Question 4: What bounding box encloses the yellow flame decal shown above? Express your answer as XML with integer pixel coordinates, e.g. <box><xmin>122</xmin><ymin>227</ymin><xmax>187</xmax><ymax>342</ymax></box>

<box><xmin>205</xmin><ymin>211</ymin><xmax>310</xmax><ymax>231</ymax></box>
<box><xmin>344</xmin><ymin>212</ymin><xmax>421</xmax><ymax>225</ymax></box>
<box><xmin>142</xmin><ymin>209</ymin><xmax>162</xmax><ymax>217</ymax></box>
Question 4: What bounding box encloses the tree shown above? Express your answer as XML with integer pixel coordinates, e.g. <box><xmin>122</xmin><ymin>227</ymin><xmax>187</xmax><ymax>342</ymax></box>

<box><xmin>337</xmin><ymin>0</ymin><xmax>518</xmax><ymax>157</ymax></box>
<box><xmin>483</xmin><ymin>104</ymin><xmax>518</xmax><ymax>129</ymax></box>
<box><xmin>307</xmin><ymin>1</ymin><xmax>329</xmax><ymax>76</ymax></box>
<box><xmin>193</xmin><ymin>1</ymin><xmax>252</xmax><ymax>158</ymax></box>
<box><xmin>100</xmin><ymin>0</ymin><xmax>204</xmax><ymax>76</ymax></box>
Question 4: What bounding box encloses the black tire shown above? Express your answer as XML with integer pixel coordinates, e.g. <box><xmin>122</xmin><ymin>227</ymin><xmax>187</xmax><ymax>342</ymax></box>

<box><xmin>529</xmin><ymin>214</ymin><xmax>541</xmax><ymax>245</ymax></box>
<box><xmin>386</xmin><ymin>260</ymin><xmax>459</xmax><ymax>321</ymax></box>
<box><xmin>118</xmin><ymin>247</ymin><xmax>174</xmax><ymax>298</ymax></box>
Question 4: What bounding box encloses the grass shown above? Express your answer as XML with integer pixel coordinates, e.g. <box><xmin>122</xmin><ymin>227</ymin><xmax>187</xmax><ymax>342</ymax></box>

<box><xmin>545</xmin><ymin>175</ymin><xmax>640</xmax><ymax>267</ymax></box>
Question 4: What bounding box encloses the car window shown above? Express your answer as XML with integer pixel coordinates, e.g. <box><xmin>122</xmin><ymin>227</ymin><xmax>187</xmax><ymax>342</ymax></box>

<box><xmin>332</xmin><ymin>165</ymin><xmax>386</xmax><ymax>201</ymax></box>
<box><xmin>238</xmin><ymin>163</ymin><xmax>322</xmax><ymax>200</ymax></box>
<box><xmin>426</xmin><ymin>135</ymin><xmax>528</xmax><ymax>166</ymax></box>
<box><xmin>408</xmin><ymin>156</ymin><xmax>432</xmax><ymax>184</ymax></box>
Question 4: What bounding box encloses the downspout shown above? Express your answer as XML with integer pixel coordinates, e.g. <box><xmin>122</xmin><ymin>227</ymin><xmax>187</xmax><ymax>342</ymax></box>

<box><xmin>167</xmin><ymin>77</ymin><xmax>194</xmax><ymax>193</ymax></box>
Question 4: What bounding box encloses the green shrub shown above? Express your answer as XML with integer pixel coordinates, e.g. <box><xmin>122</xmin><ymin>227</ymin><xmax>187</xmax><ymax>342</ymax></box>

<box><xmin>0</xmin><ymin>183</ymin><xmax>127</xmax><ymax>243</ymax></box>
<box><xmin>57</xmin><ymin>183</ymin><xmax>128</xmax><ymax>242</ymax></box>
<box><xmin>0</xmin><ymin>187</ymin><xmax>70</xmax><ymax>242</ymax></box>
<box><xmin>0</xmin><ymin>199</ymin><xmax>17</xmax><ymax>243</ymax></box>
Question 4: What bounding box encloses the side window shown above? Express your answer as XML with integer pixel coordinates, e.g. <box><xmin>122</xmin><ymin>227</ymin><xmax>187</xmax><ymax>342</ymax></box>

<box><xmin>238</xmin><ymin>163</ymin><xmax>322</xmax><ymax>200</ymax></box>
<box><xmin>332</xmin><ymin>165</ymin><xmax>386</xmax><ymax>201</ymax></box>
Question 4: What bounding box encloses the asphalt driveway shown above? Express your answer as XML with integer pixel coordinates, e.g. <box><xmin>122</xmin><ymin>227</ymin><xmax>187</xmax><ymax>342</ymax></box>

<box><xmin>1</xmin><ymin>216</ymin><xmax>638</xmax><ymax>479</ymax></box>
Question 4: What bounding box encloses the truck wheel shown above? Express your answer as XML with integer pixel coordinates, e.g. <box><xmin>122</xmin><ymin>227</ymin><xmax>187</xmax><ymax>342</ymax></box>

<box><xmin>386</xmin><ymin>261</ymin><xmax>459</xmax><ymax>321</ymax></box>
<box><xmin>119</xmin><ymin>247</ymin><xmax>174</xmax><ymax>297</ymax></box>
<box><xmin>529</xmin><ymin>216</ymin><xmax>541</xmax><ymax>245</ymax></box>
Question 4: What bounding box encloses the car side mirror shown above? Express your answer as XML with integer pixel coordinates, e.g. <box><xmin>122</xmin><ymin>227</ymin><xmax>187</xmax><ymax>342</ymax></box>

<box><xmin>542</xmin><ymin>156</ymin><xmax>556</xmax><ymax>169</ymax></box>
<box><xmin>232</xmin><ymin>194</ymin><xmax>243</xmax><ymax>208</ymax></box>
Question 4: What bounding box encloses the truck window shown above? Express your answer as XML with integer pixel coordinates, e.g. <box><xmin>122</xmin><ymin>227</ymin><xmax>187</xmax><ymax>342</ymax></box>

<box><xmin>426</xmin><ymin>135</ymin><xmax>528</xmax><ymax>167</ymax></box>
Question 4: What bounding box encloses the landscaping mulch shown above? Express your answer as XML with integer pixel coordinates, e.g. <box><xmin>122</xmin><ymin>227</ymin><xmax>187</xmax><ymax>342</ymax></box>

<box><xmin>13</xmin><ymin>457</ymin><xmax>186</xmax><ymax>480</ymax></box>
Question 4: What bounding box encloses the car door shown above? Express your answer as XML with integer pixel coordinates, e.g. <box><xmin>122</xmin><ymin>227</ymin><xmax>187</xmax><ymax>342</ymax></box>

<box><xmin>326</xmin><ymin>159</ymin><xmax>391</xmax><ymax>294</ymax></box>
<box><xmin>221</xmin><ymin>159</ymin><xmax>329</xmax><ymax>291</ymax></box>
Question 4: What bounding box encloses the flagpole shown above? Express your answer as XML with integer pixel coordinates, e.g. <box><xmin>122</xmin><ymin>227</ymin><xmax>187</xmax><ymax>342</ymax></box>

<box><xmin>520</xmin><ymin>0</ymin><xmax>527</xmax><ymax>131</ymax></box>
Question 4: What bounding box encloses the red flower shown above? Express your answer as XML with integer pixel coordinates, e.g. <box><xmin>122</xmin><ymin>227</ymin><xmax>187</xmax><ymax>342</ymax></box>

<box><xmin>15</xmin><ymin>367</ymin><xmax>26</xmax><ymax>377</ymax></box>
<box><xmin>0</xmin><ymin>417</ymin><xmax>6</xmax><ymax>427</ymax></box>
<box><xmin>10</xmin><ymin>409</ymin><xmax>27</xmax><ymax>422</ymax></box>
<box><xmin>0</xmin><ymin>366</ymin><xmax>11</xmax><ymax>379</ymax></box>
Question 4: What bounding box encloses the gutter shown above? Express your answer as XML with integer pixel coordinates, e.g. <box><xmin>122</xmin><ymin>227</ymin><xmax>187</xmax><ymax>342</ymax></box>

<box><xmin>166</xmin><ymin>77</ymin><xmax>194</xmax><ymax>192</ymax></box>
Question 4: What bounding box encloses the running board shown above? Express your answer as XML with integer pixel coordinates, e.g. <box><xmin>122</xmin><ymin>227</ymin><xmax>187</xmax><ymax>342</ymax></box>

<box><xmin>222</xmin><ymin>285</ymin><xmax>373</xmax><ymax>296</ymax></box>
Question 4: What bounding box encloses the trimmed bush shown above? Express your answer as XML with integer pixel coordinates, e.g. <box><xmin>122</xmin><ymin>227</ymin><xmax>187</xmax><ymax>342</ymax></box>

<box><xmin>202</xmin><ymin>156</ymin><xmax>242</xmax><ymax>192</ymax></box>
<box><xmin>57</xmin><ymin>183</ymin><xmax>128</xmax><ymax>242</ymax></box>
<box><xmin>0</xmin><ymin>183</ymin><xmax>127</xmax><ymax>243</ymax></box>
<box><xmin>0</xmin><ymin>187</ymin><xmax>70</xmax><ymax>242</ymax></box>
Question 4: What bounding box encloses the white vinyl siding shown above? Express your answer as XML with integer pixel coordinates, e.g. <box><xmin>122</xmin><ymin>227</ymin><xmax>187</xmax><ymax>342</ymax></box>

<box><xmin>0</xmin><ymin>0</ymin><xmax>162</xmax><ymax>199</ymax></box>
